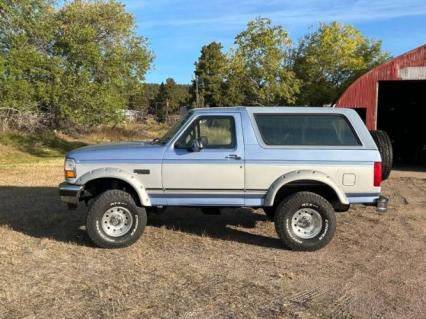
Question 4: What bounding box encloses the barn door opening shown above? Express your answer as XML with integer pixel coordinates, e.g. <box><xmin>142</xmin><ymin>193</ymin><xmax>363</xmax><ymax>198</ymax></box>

<box><xmin>377</xmin><ymin>80</ymin><xmax>426</xmax><ymax>164</ymax></box>
<box><xmin>353</xmin><ymin>107</ymin><xmax>367</xmax><ymax>123</ymax></box>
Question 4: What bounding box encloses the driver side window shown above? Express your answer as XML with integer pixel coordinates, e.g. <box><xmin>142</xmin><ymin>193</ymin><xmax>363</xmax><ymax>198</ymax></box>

<box><xmin>175</xmin><ymin>116</ymin><xmax>236</xmax><ymax>149</ymax></box>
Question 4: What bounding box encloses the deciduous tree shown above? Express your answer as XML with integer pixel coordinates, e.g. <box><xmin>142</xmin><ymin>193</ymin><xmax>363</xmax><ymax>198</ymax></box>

<box><xmin>53</xmin><ymin>0</ymin><xmax>153</xmax><ymax>127</ymax></box>
<box><xmin>0</xmin><ymin>0</ymin><xmax>153</xmax><ymax>129</ymax></box>
<box><xmin>293</xmin><ymin>22</ymin><xmax>389</xmax><ymax>106</ymax></box>
<box><xmin>228</xmin><ymin>17</ymin><xmax>300</xmax><ymax>106</ymax></box>
<box><xmin>0</xmin><ymin>0</ymin><xmax>57</xmax><ymax>112</ymax></box>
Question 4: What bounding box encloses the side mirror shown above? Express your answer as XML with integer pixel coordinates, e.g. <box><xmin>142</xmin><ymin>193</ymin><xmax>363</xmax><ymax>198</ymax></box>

<box><xmin>189</xmin><ymin>138</ymin><xmax>204</xmax><ymax>152</ymax></box>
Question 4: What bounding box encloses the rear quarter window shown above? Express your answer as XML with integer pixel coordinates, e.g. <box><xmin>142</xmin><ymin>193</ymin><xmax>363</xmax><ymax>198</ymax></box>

<box><xmin>254</xmin><ymin>114</ymin><xmax>361</xmax><ymax>146</ymax></box>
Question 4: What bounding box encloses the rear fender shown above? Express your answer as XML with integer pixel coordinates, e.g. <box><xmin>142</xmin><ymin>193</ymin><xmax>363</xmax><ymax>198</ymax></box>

<box><xmin>264</xmin><ymin>170</ymin><xmax>349</xmax><ymax>206</ymax></box>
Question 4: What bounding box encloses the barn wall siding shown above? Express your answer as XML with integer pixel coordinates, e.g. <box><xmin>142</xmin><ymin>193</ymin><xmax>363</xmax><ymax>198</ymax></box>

<box><xmin>336</xmin><ymin>45</ymin><xmax>426</xmax><ymax>130</ymax></box>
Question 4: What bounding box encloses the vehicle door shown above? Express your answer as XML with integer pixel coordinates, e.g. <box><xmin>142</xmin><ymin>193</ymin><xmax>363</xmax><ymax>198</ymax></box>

<box><xmin>162</xmin><ymin>113</ymin><xmax>244</xmax><ymax>205</ymax></box>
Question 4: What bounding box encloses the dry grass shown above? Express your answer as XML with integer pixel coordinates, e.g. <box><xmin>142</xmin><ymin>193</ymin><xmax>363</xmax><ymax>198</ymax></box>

<box><xmin>0</xmin><ymin>119</ymin><xmax>168</xmax><ymax>167</ymax></box>
<box><xmin>0</xmin><ymin>160</ymin><xmax>425</xmax><ymax>318</ymax></box>
<box><xmin>79</xmin><ymin>119</ymin><xmax>170</xmax><ymax>144</ymax></box>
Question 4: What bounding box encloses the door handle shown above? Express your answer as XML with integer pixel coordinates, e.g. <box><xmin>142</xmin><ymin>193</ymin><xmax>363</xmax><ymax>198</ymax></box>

<box><xmin>225</xmin><ymin>154</ymin><xmax>241</xmax><ymax>160</ymax></box>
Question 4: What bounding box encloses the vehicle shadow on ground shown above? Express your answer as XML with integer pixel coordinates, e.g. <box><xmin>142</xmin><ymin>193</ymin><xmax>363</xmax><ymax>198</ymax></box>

<box><xmin>0</xmin><ymin>186</ymin><xmax>283</xmax><ymax>249</ymax></box>
<box><xmin>148</xmin><ymin>207</ymin><xmax>284</xmax><ymax>249</ymax></box>
<box><xmin>0</xmin><ymin>186</ymin><xmax>90</xmax><ymax>246</ymax></box>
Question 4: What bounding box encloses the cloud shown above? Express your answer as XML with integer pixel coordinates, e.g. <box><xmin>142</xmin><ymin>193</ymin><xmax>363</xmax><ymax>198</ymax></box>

<box><xmin>126</xmin><ymin>0</ymin><xmax>426</xmax><ymax>29</ymax></box>
<box><xmin>122</xmin><ymin>0</ymin><xmax>186</xmax><ymax>10</ymax></box>
<box><xmin>122</xmin><ymin>0</ymin><xmax>426</xmax><ymax>82</ymax></box>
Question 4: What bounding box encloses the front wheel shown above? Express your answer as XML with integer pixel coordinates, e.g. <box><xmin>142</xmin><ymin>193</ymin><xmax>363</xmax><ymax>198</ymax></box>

<box><xmin>86</xmin><ymin>190</ymin><xmax>147</xmax><ymax>248</ymax></box>
<box><xmin>274</xmin><ymin>192</ymin><xmax>336</xmax><ymax>251</ymax></box>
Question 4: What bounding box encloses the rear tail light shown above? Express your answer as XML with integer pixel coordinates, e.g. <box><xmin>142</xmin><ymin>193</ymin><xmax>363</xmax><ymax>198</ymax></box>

<box><xmin>374</xmin><ymin>162</ymin><xmax>382</xmax><ymax>187</ymax></box>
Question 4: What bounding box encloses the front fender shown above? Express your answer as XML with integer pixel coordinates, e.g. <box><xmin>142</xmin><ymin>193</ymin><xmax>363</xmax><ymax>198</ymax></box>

<box><xmin>264</xmin><ymin>170</ymin><xmax>349</xmax><ymax>206</ymax></box>
<box><xmin>75</xmin><ymin>167</ymin><xmax>152</xmax><ymax>207</ymax></box>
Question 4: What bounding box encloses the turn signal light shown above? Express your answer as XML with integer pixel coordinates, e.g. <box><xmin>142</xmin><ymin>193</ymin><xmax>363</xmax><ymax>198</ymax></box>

<box><xmin>65</xmin><ymin>170</ymin><xmax>76</xmax><ymax>178</ymax></box>
<box><xmin>64</xmin><ymin>158</ymin><xmax>76</xmax><ymax>179</ymax></box>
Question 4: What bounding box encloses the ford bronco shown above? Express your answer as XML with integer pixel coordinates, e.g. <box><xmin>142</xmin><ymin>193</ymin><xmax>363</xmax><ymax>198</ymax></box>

<box><xmin>59</xmin><ymin>107</ymin><xmax>388</xmax><ymax>251</ymax></box>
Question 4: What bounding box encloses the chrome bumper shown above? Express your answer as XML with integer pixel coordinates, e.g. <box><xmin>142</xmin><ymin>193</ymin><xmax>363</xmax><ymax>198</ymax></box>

<box><xmin>59</xmin><ymin>182</ymin><xmax>83</xmax><ymax>205</ymax></box>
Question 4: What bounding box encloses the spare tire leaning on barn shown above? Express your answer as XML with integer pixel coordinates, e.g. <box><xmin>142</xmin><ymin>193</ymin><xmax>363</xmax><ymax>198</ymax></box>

<box><xmin>370</xmin><ymin>130</ymin><xmax>393</xmax><ymax>180</ymax></box>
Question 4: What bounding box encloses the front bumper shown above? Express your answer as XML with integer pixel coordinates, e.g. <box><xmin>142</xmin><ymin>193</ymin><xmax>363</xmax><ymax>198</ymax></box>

<box><xmin>59</xmin><ymin>182</ymin><xmax>83</xmax><ymax>205</ymax></box>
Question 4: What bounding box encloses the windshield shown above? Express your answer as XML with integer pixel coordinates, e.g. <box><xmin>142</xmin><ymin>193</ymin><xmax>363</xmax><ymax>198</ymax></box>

<box><xmin>156</xmin><ymin>110</ymin><xmax>193</xmax><ymax>145</ymax></box>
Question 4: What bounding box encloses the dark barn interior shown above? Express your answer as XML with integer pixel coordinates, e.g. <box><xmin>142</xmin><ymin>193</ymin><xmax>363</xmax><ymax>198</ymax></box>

<box><xmin>377</xmin><ymin>80</ymin><xmax>426</xmax><ymax>164</ymax></box>
<box><xmin>353</xmin><ymin>107</ymin><xmax>367</xmax><ymax>123</ymax></box>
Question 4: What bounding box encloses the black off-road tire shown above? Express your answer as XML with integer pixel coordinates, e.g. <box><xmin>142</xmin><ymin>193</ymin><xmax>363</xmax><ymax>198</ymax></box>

<box><xmin>370</xmin><ymin>130</ymin><xmax>393</xmax><ymax>180</ymax></box>
<box><xmin>263</xmin><ymin>207</ymin><xmax>276</xmax><ymax>220</ymax></box>
<box><xmin>274</xmin><ymin>192</ymin><xmax>336</xmax><ymax>251</ymax></box>
<box><xmin>86</xmin><ymin>190</ymin><xmax>147</xmax><ymax>248</ymax></box>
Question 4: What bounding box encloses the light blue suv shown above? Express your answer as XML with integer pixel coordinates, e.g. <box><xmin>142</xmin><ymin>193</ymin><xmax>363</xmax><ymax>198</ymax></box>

<box><xmin>59</xmin><ymin>107</ymin><xmax>387</xmax><ymax>250</ymax></box>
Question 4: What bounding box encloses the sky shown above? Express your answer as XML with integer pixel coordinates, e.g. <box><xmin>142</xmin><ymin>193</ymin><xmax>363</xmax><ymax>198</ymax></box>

<box><xmin>122</xmin><ymin>0</ymin><xmax>426</xmax><ymax>84</ymax></box>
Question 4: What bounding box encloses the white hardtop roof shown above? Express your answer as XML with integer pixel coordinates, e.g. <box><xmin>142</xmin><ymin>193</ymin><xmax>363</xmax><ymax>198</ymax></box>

<box><xmin>191</xmin><ymin>106</ymin><xmax>356</xmax><ymax>115</ymax></box>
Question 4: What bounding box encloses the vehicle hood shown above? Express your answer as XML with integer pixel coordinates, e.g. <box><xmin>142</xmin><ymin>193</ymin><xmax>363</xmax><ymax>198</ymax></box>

<box><xmin>67</xmin><ymin>141</ymin><xmax>166</xmax><ymax>162</ymax></box>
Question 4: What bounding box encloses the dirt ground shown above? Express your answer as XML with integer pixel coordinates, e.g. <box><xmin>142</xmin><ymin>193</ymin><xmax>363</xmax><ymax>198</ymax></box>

<box><xmin>0</xmin><ymin>162</ymin><xmax>425</xmax><ymax>319</ymax></box>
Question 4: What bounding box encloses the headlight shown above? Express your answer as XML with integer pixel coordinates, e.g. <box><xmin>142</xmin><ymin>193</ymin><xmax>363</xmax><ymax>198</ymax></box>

<box><xmin>64</xmin><ymin>158</ymin><xmax>77</xmax><ymax>178</ymax></box>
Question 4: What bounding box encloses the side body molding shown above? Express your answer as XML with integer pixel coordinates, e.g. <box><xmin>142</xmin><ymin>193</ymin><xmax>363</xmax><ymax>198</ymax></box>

<box><xmin>264</xmin><ymin>170</ymin><xmax>349</xmax><ymax>207</ymax></box>
<box><xmin>75</xmin><ymin>167</ymin><xmax>152</xmax><ymax>207</ymax></box>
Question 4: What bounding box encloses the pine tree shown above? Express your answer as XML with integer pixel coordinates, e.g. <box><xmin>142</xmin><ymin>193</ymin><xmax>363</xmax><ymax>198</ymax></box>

<box><xmin>192</xmin><ymin>42</ymin><xmax>227</xmax><ymax>107</ymax></box>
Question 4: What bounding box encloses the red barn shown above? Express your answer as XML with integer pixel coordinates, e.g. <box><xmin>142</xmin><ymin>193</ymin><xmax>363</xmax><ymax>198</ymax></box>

<box><xmin>336</xmin><ymin>44</ymin><xmax>426</xmax><ymax>163</ymax></box>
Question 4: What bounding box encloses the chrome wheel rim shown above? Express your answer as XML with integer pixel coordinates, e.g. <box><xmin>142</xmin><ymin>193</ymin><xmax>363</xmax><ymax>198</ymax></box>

<box><xmin>101</xmin><ymin>206</ymin><xmax>133</xmax><ymax>237</ymax></box>
<box><xmin>291</xmin><ymin>208</ymin><xmax>323</xmax><ymax>239</ymax></box>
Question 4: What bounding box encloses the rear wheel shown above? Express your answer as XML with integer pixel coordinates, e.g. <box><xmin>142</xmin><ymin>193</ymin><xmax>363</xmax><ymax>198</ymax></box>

<box><xmin>274</xmin><ymin>192</ymin><xmax>336</xmax><ymax>251</ymax></box>
<box><xmin>86</xmin><ymin>190</ymin><xmax>147</xmax><ymax>248</ymax></box>
<box><xmin>370</xmin><ymin>130</ymin><xmax>393</xmax><ymax>180</ymax></box>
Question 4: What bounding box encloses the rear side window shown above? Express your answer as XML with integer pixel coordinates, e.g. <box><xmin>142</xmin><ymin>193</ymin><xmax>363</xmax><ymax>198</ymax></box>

<box><xmin>254</xmin><ymin>114</ymin><xmax>360</xmax><ymax>146</ymax></box>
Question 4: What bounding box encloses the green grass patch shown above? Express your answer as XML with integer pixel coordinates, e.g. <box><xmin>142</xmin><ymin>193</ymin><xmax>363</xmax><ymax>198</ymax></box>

<box><xmin>0</xmin><ymin>132</ymin><xmax>86</xmax><ymax>158</ymax></box>
<box><xmin>0</xmin><ymin>132</ymin><xmax>87</xmax><ymax>166</ymax></box>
